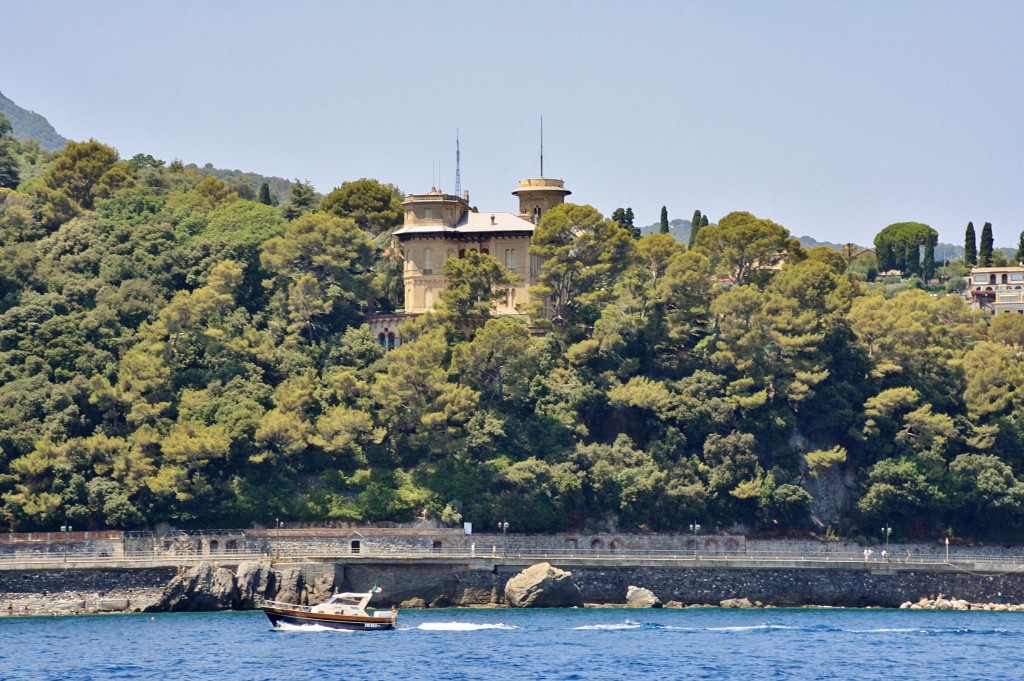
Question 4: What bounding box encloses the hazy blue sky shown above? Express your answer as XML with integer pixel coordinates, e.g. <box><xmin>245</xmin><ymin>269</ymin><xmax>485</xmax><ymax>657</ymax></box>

<box><xmin>3</xmin><ymin>1</ymin><xmax>1022</xmax><ymax>246</ymax></box>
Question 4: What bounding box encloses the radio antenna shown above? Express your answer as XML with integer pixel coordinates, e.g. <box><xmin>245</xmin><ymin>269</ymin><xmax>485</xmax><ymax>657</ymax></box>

<box><xmin>455</xmin><ymin>129</ymin><xmax>462</xmax><ymax>198</ymax></box>
<box><xmin>540</xmin><ymin>115</ymin><xmax>544</xmax><ymax>177</ymax></box>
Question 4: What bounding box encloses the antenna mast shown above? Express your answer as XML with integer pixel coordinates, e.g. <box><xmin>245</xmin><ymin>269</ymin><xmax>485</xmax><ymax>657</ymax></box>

<box><xmin>455</xmin><ymin>129</ymin><xmax>462</xmax><ymax>198</ymax></box>
<box><xmin>540</xmin><ymin>115</ymin><xmax>544</xmax><ymax>177</ymax></box>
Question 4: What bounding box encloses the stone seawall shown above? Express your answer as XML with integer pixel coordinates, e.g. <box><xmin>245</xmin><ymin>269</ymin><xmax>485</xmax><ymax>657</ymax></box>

<box><xmin>565</xmin><ymin>566</ymin><xmax>1023</xmax><ymax>608</ymax></box>
<box><xmin>0</xmin><ymin>568</ymin><xmax>175</xmax><ymax>615</ymax></box>
<box><xmin>4</xmin><ymin>562</ymin><xmax>1023</xmax><ymax>614</ymax></box>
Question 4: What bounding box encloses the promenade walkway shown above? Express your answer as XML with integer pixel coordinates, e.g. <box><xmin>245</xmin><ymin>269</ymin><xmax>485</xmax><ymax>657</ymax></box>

<box><xmin>3</xmin><ymin>547</ymin><xmax>1023</xmax><ymax>576</ymax></box>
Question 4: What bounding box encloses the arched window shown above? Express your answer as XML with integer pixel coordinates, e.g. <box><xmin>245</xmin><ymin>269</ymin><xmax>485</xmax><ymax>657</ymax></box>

<box><xmin>481</xmin><ymin>248</ymin><xmax>489</xmax><ymax>255</ymax></box>
<box><xmin>378</xmin><ymin>332</ymin><xmax>387</xmax><ymax>348</ymax></box>
<box><xmin>209</xmin><ymin>540</ymin><xmax>219</xmax><ymax>554</ymax></box>
<box><xmin>533</xmin><ymin>206</ymin><xmax>541</xmax><ymax>223</ymax></box>
<box><xmin>423</xmin><ymin>248</ymin><xmax>433</xmax><ymax>274</ymax></box>
<box><xmin>459</xmin><ymin>248</ymin><xmax>466</xmax><ymax>258</ymax></box>
<box><xmin>387</xmin><ymin>332</ymin><xmax>396</xmax><ymax>350</ymax></box>
<box><xmin>351</xmin><ymin>540</ymin><xmax>361</xmax><ymax>554</ymax></box>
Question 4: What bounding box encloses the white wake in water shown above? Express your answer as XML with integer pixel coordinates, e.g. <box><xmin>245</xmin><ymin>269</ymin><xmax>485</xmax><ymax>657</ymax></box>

<box><xmin>273</xmin><ymin>622</ymin><xmax>356</xmax><ymax>633</ymax></box>
<box><xmin>574</xmin><ymin>621</ymin><xmax>644</xmax><ymax>631</ymax></box>
<box><xmin>417</xmin><ymin>622</ymin><xmax>520</xmax><ymax>631</ymax></box>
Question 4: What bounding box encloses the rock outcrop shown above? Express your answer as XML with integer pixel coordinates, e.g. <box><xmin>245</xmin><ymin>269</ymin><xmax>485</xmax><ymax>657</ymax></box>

<box><xmin>149</xmin><ymin>562</ymin><xmax>238</xmax><ymax>612</ymax></box>
<box><xmin>307</xmin><ymin>571</ymin><xmax>337</xmax><ymax>605</ymax></box>
<box><xmin>626</xmin><ymin>585</ymin><xmax>662</xmax><ymax>608</ymax></box>
<box><xmin>504</xmin><ymin>562</ymin><xmax>584</xmax><ymax>608</ymax></box>
<box><xmin>236</xmin><ymin>561</ymin><xmax>275</xmax><ymax>608</ymax></box>
<box><xmin>273</xmin><ymin>567</ymin><xmax>305</xmax><ymax>606</ymax></box>
<box><xmin>720</xmin><ymin>597</ymin><xmax>754</xmax><ymax>608</ymax></box>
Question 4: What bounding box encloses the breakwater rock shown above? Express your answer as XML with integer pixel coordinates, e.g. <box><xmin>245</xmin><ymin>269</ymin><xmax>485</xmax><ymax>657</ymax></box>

<box><xmin>625</xmin><ymin>585</ymin><xmax>661</xmax><ymax>608</ymax></box>
<box><xmin>900</xmin><ymin>597</ymin><xmax>1024</xmax><ymax>611</ymax></box>
<box><xmin>505</xmin><ymin>562</ymin><xmax>584</xmax><ymax>608</ymax></box>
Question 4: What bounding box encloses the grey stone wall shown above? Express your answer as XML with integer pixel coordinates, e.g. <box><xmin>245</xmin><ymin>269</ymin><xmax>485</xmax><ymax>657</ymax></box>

<box><xmin>564</xmin><ymin>566</ymin><xmax>1023</xmax><ymax>608</ymax></box>
<box><xmin>0</xmin><ymin>568</ymin><xmax>176</xmax><ymax>597</ymax></box>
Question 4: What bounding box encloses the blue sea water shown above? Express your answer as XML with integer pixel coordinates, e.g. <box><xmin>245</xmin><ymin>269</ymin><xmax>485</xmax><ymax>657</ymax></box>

<box><xmin>0</xmin><ymin>607</ymin><xmax>1021</xmax><ymax>680</ymax></box>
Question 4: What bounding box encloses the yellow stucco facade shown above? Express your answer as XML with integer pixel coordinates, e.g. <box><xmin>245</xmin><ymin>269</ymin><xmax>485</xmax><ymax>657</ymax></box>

<box><xmin>393</xmin><ymin>177</ymin><xmax>570</xmax><ymax>317</ymax></box>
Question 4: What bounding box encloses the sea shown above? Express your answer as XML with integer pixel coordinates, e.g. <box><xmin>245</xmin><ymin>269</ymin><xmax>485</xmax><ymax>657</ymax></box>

<box><xmin>0</xmin><ymin>607</ymin><xmax>1020</xmax><ymax>680</ymax></box>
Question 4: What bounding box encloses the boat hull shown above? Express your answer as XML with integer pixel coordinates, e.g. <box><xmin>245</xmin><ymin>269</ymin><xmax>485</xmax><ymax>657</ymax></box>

<box><xmin>263</xmin><ymin>606</ymin><xmax>396</xmax><ymax>631</ymax></box>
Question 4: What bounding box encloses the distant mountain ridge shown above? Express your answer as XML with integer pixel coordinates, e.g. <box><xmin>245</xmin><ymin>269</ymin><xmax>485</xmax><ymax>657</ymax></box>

<box><xmin>0</xmin><ymin>90</ymin><xmax>69</xmax><ymax>151</ymax></box>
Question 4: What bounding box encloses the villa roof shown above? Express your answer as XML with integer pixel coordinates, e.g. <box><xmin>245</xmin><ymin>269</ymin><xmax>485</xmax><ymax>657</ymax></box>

<box><xmin>394</xmin><ymin>211</ymin><xmax>535</xmax><ymax>238</ymax></box>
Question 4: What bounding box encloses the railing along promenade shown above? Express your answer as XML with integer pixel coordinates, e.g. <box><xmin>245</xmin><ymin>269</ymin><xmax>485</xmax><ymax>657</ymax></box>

<box><xmin>3</xmin><ymin>547</ymin><xmax>1024</xmax><ymax>575</ymax></box>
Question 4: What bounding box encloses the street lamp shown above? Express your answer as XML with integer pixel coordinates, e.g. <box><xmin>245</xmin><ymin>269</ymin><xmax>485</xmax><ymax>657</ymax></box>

<box><xmin>689</xmin><ymin>522</ymin><xmax>701</xmax><ymax>557</ymax></box>
<box><xmin>60</xmin><ymin>523</ymin><xmax>71</xmax><ymax>567</ymax></box>
<box><xmin>881</xmin><ymin>525</ymin><xmax>892</xmax><ymax>557</ymax></box>
<box><xmin>499</xmin><ymin>521</ymin><xmax>509</xmax><ymax>558</ymax></box>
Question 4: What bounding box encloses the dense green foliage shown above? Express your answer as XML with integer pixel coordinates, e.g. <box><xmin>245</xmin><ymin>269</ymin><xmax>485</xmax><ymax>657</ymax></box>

<box><xmin>1</xmin><ymin>136</ymin><xmax>1022</xmax><ymax>545</ymax></box>
<box><xmin>873</xmin><ymin>222</ymin><xmax>938</xmax><ymax>278</ymax></box>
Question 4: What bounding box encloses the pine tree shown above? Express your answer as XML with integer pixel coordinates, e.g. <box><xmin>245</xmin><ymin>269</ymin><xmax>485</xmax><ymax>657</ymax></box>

<box><xmin>281</xmin><ymin>180</ymin><xmax>318</xmax><ymax>220</ymax></box>
<box><xmin>659</xmin><ymin>206</ymin><xmax>669</xmax><ymax>234</ymax></box>
<box><xmin>979</xmin><ymin>222</ymin><xmax>994</xmax><ymax>266</ymax></box>
<box><xmin>1015</xmin><ymin>231</ymin><xmax>1024</xmax><ymax>265</ymax></box>
<box><xmin>688</xmin><ymin>209</ymin><xmax>703</xmax><ymax>248</ymax></box>
<box><xmin>258</xmin><ymin>181</ymin><xmax>272</xmax><ymax>206</ymax></box>
<box><xmin>964</xmin><ymin>221</ymin><xmax>977</xmax><ymax>266</ymax></box>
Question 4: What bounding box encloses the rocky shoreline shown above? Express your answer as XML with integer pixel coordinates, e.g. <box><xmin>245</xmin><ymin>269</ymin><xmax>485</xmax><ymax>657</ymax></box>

<box><xmin>4</xmin><ymin>561</ymin><xmax>1024</xmax><ymax>617</ymax></box>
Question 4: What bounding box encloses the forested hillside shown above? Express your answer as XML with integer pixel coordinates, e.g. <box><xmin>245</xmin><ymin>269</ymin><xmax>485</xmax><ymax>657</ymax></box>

<box><xmin>0</xmin><ymin>91</ymin><xmax>68</xmax><ymax>151</ymax></box>
<box><xmin>1</xmin><ymin>128</ymin><xmax>1023</xmax><ymax>545</ymax></box>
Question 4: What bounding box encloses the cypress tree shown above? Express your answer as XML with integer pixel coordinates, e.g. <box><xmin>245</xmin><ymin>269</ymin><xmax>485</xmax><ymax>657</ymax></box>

<box><xmin>905</xmin><ymin>243</ymin><xmax>921</xmax><ymax>277</ymax></box>
<box><xmin>660</xmin><ymin>206</ymin><xmax>669</xmax><ymax>234</ymax></box>
<box><xmin>1015</xmin><ymin>231</ymin><xmax>1024</xmax><ymax>265</ymax></box>
<box><xmin>258</xmin><ymin>181</ymin><xmax>272</xmax><ymax>205</ymax></box>
<box><xmin>688</xmin><ymin>210</ymin><xmax>703</xmax><ymax>248</ymax></box>
<box><xmin>923</xmin><ymin>236</ymin><xmax>936</xmax><ymax>281</ymax></box>
<box><xmin>964</xmin><ymin>222</ymin><xmax>977</xmax><ymax>265</ymax></box>
<box><xmin>979</xmin><ymin>222</ymin><xmax>994</xmax><ymax>266</ymax></box>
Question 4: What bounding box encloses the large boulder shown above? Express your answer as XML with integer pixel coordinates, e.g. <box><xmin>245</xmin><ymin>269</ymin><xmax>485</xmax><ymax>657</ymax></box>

<box><xmin>626</xmin><ymin>585</ymin><xmax>662</xmax><ymax>608</ymax></box>
<box><xmin>720</xmin><ymin>598</ymin><xmax>754</xmax><ymax>609</ymax></box>
<box><xmin>236</xmin><ymin>561</ymin><xmax>275</xmax><ymax>609</ymax></box>
<box><xmin>149</xmin><ymin>562</ymin><xmax>238</xmax><ymax>612</ymax></box>
<box><xmin>504</xmin><ymin>562</ymin><xmax>583</xmax><ymax>608</ymax></box>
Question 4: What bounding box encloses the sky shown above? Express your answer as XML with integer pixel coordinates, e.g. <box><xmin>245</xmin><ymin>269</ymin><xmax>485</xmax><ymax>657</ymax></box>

<box><xmin>3</xmin><ymin>0</ymin><xmax>1023</xmax><ymax>247</ymax></box>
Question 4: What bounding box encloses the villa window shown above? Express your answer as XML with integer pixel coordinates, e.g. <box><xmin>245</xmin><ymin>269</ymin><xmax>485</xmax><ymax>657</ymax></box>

<box><xmin>505</xmin><ymin>248</ymin><xmax>517</xmax><ymax>271</ymax></box>
<box><xmin>423</xmin><ymin>248</ymin><xmax>433</xmax><ymax>275</ymax></box>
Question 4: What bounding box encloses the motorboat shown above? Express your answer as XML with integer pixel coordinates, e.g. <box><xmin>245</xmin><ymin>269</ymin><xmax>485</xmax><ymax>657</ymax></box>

<box><xmin>262</xmin><ymin>589</ymin><xmax>397</xmax><ymax>631</ymax></box>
